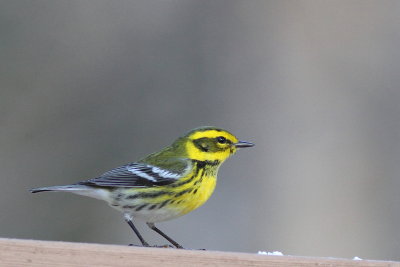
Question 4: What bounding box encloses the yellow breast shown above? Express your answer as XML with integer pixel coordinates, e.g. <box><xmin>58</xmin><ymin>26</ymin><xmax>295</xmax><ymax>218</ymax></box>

<box><xmin>179</xmin><ymin>175</ymin><xmax>217</xmax><ymax>215</ymax></box>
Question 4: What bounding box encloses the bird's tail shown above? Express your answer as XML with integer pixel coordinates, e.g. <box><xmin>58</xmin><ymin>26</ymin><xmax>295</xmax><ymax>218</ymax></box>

<box><xmin>30</xmin><ymin>184</ymin><xmax>110</xmax><ymax>201</ymax></box>
<box><xmin>30</xmin><ymin>185</ymin><xmax>84</xmax><ymax>193</ymax></box>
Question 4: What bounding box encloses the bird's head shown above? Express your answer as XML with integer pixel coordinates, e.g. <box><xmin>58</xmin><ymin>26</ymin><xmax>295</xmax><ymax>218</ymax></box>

<box><xmin>178</xmin><ymin>126</ymin><xmax>254</xmax><ymax>163</ymax></box>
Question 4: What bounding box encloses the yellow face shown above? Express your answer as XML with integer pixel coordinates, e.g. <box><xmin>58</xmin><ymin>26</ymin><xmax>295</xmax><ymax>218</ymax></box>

<box><xmin>185</xmin><ymin>128</ymin><xmax>240</xmax><ymax>162</ymax></box>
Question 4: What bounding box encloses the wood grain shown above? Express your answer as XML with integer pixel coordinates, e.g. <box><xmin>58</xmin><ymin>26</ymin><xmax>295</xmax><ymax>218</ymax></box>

<box><xmin>0</xmin><ymin>238</ymin><xmax>398</xmax><ymax>267</ymax></box>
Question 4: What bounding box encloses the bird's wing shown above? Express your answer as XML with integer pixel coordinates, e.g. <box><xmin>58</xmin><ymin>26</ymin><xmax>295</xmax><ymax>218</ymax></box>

<box><xmin>79</xmin><ymin>161</ymin><xmax>190</xmax><ymax>188</ymax></box>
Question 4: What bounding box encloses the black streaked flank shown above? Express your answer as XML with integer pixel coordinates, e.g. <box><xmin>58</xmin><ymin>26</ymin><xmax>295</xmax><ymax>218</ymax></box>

<box><xmin>126</xmin><ymin>190</ymin><xmax>171</xmax><ymax>200</ymax></box>
<box><xmin>126</xmin><ymin>194</ymin><xmax>140</xmax><ymax>200</ymax></box>
<box><xmin>148</xmin><ymin>204</ymin><xmax>158</xmax><ymax>210</ymax></box>
<box><xmin>174</xmin><ymin>189</ymin><xmax>191</xmax><ymax>198</ymax></box>
<box><xmin>158</xmin><ymin>199</ymin><xmax>170</xmax><ymax>209</ymax></box>
<box><xmin>122</xmin><ymin>205</ymin><xmax>137</xmax><ymax>209</ymax></box>
<box><xmin>193</xmin><ymin>189</ymin><xmax>198</xmax><ymax>195</ymax></box>
<box><xmin>193</xmin><ymin>176</ymin><xmax>203</xmax><ymax>186</ymax></box>
<box><xmin>167</xmin><ymin>173</ymin><xmax>196</xmax><ymax>188</ymax></box>
<box><xmin>135</xmin><ymin>204</ymin><xmax>148</xmax><ymax>211</ymax></box>
<box><xmin>115</xmin><ymin>193</ymin><xmax>124</xmax><ymax>201</ymax></box>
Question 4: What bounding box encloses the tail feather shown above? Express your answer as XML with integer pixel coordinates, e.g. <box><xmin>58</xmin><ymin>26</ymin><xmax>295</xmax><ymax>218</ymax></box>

<box><xmin>30</xmin><ymin>188</ymin><xmax>54</xmax><ymax>193</ymax></box>
<box><xmin>30</xmin><ymin>185</ymin><xmax>86</xmax><ymax>193</ymax></box>
<box><xmin>29</xmin><ymin>184</ymin><xmax>110</xmax><ymax>201</ymax></box>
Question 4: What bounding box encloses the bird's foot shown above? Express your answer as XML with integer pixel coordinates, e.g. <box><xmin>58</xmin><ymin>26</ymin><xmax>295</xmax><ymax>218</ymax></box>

<box><xmin>128</xmin><ymin>244</ymin><xmax>175</xmax><ymax>248</ymax></box>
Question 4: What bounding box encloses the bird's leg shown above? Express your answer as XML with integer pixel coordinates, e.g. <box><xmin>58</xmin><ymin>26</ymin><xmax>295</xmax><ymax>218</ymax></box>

<box><xmin>146</xmin><ymin>222</ymin><xmax>183</xmax><ymax>249</ymax></box>
<box><xmin>124</xmin><ymin>216</ymin><xmax>149</xmax><ymax>247</ymax></box>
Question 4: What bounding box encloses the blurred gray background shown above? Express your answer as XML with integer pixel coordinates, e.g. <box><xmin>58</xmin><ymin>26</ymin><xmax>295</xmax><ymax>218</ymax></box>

<box><xmin>2</xmin><ymin>0</ymin><xmax>400</xmax><ymax>261</ymax></box>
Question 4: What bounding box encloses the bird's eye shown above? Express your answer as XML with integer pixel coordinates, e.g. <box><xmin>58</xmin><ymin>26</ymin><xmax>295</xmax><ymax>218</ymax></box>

<box><xmin>216</xmin><ymin>136</ymin><xmax>227</xmax><ymax>144</ymax></box>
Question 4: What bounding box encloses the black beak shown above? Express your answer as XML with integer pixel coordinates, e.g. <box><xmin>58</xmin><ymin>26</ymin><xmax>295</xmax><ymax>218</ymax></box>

<box><xmin>234</xmin><ymin>141</ymin><xmax>255</xmax><ymax>148</ymax></box>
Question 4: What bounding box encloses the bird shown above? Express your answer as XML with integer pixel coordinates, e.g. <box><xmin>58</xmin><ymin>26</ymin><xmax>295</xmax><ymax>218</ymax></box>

<box><xmin>30</xmin><ymin>126</ymin><xmax>254</xmax><ymax>248</ymax></box>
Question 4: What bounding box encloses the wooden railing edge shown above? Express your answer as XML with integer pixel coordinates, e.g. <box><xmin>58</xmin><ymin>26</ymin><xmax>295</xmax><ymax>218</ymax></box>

<box><xmin>0</xmin><ymin>237</ymin><xmax>398</xmax><ymax>266</ymax></box>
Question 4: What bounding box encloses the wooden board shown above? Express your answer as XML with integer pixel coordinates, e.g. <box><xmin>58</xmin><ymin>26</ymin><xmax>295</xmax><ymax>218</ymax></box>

<box><xmin>0</xmin><ymin>238</ymin><xmax>398</xmax><ymax>267</ymax></box>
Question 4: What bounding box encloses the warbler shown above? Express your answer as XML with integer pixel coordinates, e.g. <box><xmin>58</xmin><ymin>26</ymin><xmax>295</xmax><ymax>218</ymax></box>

<box><xmin>30</xmin><ymin>126</ymin><xmax>254</xmax><ymax>248</ymax></box>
